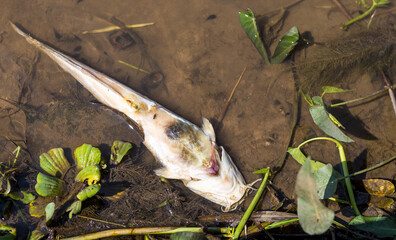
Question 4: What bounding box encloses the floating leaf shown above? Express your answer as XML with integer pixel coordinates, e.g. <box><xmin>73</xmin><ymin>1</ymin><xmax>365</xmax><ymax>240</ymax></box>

<box><xmin>29</xmin><ymin>230</ymin><xmax>47</xmax><ymax>240</ymax></box>
<box><xmin>8</xmin><ymin>191</ymin><xmax>35</xmax><ymax>204</ymax></box>
<box><xmin>321</xmin><ymin>86</ymin><xmax>352</xmax><ymax>95</ymax></box>
<box><xmin>350</xmin><ymin>215</ymin><xmax>396</xmax><ymax>238</ymax></box>
<box><xmin>35</xmin><ymin>173</ymin><xmax>65</xmax><ymax>197</ymax></box>
<box><xmin>310</xmin><ymin>96</ymin><xmax>354</xmax><ymax>143</ymax></box>
<box><xmin>370</xmin><ymin>195</ymin><xmax>395</xmax><ymax>208</ymax></box>
<box><xmin>363</xmin><ymin>179</ymin><xmax>395</xmax><ymax>196</ymax></box>
<box><xmin>40</xmin><ymin>148</ymin><xmax>70</xmax><ymax>178</ymax></box>
<box><xmin>295</xmin><ymin>158</ymin><xmax>334</xmax><ymax>235</ymax></box>
<box><xmin>66</xmin><ymin>200</ymin><xmax>82</xmax><ymax>219</ymax></box>
<box><xmin>75</xmin><ymin>165</ymin><xmax>101</xmax><ymax>185</ymax></box>
<box><xmin>239</xmin><ymin>9</ymin><xmax>270</xmax><ymax>65</ymax></box>
<box><xmin>314</xmin><ymin>164</ymin><xmax>338</xmax><ymax>199</ymax></box>
<box><xmin>170</xmin><ymin>232</ymin><xmax>207</xmax><ymax>240</ymax></box>
<box><xmin>271</xmin><ymin>26</ymin><xmax>299</xmax><ymax>64</ymax></box>
<box><xmin>77</xmin><ymin>184</ymin><xmax>101</xmax><ymax>201</ymax></box>
<box><xmin>111</xmin><ymin>141</ymin><xmax>133</xmax><ymax>164</ymax></box>
<box><xmin>74</xmin><ymin>144</ymin><xmax>101</xmax><ymax>170</ymax></box>
<box><xmin>0</xmin><ymin>225</ymin><xmax>16</xmax><ymax>240</ymax></box>
<box><xmin>45</xmin><ymin>202</ymin><xmax>55</xmax><ymax>223</ymax></box>
<box><xmin>29</xmin><ymin>197</ymin><xmax>54</xmax><ymax>217</ymax></box>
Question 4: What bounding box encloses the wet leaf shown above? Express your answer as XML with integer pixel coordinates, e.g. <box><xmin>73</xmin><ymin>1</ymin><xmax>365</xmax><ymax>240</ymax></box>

<box><xmin>8</xmin><ymin>191</ymin><xmax>35</xmax><ymax>204</ymax></box>
<box><xmin>45</xmin><ymin>202</ymin><xmax>55</xmax><ymax>223</ymax></box>
<box><xmin>271</xmin><ymin>26</ymin><xmax>299</xmax><ymax>64</ymax></box>
<box><xmin>29</xmin><ymin>230</ymin><xmax>46</xmax><ymax>240</ymax></box>
<box><xmin>253</xmin><ymin>167</ymin><xmax>270</xmax><ymax>174</ymax></box>
<box><xmin>0</xmin><ymin>225</ymin><xmax>16</xmax><ymax>240</ymax></box>
<box><xmin>314</xmin><ymin>164</ymin><xmax>338</xmax><ymax>199</ymax></box>
<box><xmin>170</xmin><ymin>232</ymin><xmax>207</xmax><ymax>240</ymax></box>
<box><xmin>74</xmin><ymin>144</ymin><xmax>101</xmax><ymax>170</ymax></box>
<box><xmin>39</xmin><ymin>148</ymin><xmax>70</xmax><ymax>178</ymax></box>
<box><xmin>29</xmin><ymin>197</ymin><xmax>54</xmax><ymax>217</ymax></box>
<box><xmin>110</xmin><ymin>141</ymin><xmax>133</xmax><ymax>164</ymax></box>
<box><xmin>239</xmin><ymin>9</ymin><xmax>270</xmax><ymax>65</ymax></box>
<box><xmin>66</xmin><ymin>200</ymin><xmax>82</xmax><ymax>219</ymax></box>
<box><xmin>295</xmin><ymin>158</ymin><xmax>334</xmax><ymax>235</ymax></box>
<box><xmin>77</xmin><ymin>184</ymin><xmax>101</xmax><ymax>201</ymax></box>
<box><xmin>321</xmin><ymin>86</ymin><xmax>352</xmax><ymax>94</ymax></box>
<box><xmin>363</xmin><ymin>179</ymin><xmax>395</xmax><ymax>196</ymax></box>
<box><xmin>349</xmin><ymin>215</ymin><xmax>396</xmax><ymax>238</ymax></box>
<box><xmin>75</xmin><ymin>165</ymin><xmax>101</xmax><ymax>185</ymax></box>
<box><xmin>310</xmin><ymin>96</ymin><xmax>354</xmax><ymax>143</ymax></box>
<box><xmin>370</xmin><ymin>195</ymin><xmax>394</xmax><ymax>208</ymax></box>
<box><xmin>35</xmin><ymin>173</ymin><xmax>65</xmax><ymax>197</ymax></box>
<box><xmin>287</xmin><ymin>147</ymin><xmax>326</xmax><ymax>172</ymax></box>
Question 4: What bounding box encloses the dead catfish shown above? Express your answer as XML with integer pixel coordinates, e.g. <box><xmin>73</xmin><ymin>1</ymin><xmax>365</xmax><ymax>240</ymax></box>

<box><xmin>11</xmin><ymin>22</ymin><xmax>249</xmax><ymax>211</ymax></box>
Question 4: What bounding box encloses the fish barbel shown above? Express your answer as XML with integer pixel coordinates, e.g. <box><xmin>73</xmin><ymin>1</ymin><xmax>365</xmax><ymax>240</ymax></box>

<box><xmin>11</xmin><ymin>22</ymin><xmax>249</xmax><ymax>211</ymax></box>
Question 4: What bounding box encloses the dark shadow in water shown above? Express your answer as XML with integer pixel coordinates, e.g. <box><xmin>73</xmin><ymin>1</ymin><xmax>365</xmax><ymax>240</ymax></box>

<box><xmin>328</xmin><ymin>100</ymin><xmax>377</xmax><ymax>140</ymax></box>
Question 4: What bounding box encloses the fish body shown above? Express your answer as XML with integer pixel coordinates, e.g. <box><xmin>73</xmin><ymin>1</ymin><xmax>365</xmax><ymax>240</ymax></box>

<box><xmin>11</xmin><ymin>23</ymin><xmax>248</xmax><ymax>211</ymax></box>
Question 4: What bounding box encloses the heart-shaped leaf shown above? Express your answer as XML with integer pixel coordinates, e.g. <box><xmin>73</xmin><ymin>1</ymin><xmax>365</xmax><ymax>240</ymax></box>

<box><xmin>239</xmin><ymin>9</ymin><xmax>270</xmax><ymax>65</ymax></box>
<box><xmin>310</xmin><ymin>96</ymin><xmax>354</xmax><ymax>143</ymax></box>
<box><xmin>110</xmin><ymin>141</ymin><xmax>133</xmax><ymax>164</ymax></box>
<box><xmin>74</xmin><ymin>144</ymin><xmax>101</xmax><ymax>170</ymax></box>
<box><xmin>314</xmin><ymin>164</ymin><xmax>338</xmax><ymax>199</ymax></box>
<box><xmin>350</xmin><ymin>215</ymin><xmax>396</xmax><ymax>238</ymax></box>
<box><xmin>296</xmin><ymin>158</ymin><xmax>334</xmax><ymax>235</ymax></box>
<box><xmin>271</xmin><ymin>26</ymin><xmax>299</xmax><ymax>64</ymax></box>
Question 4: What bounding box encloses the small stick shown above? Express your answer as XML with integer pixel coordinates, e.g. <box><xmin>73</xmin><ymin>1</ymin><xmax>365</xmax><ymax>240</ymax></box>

<box><xmin>216</xmin><ymin>66</ymin><xmax>247</xmax><ymax>128</ymax></box>
<box><xmin>380</xmin><ymin>70</ymin><xmax>396</xmax><ymax>117</ymax></box>
<box><xmin>331</xmin><ymin>0</ymin><xmax>353</xmax><ymax>20</ymax></box>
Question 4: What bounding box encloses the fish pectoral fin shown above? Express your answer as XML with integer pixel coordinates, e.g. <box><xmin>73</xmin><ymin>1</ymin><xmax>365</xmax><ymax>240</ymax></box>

<box><xmin>201</xmin><ymin>118</ymin><xmax>216</xmax><ymax>142</ymax></box>
<box><xmin>154</xmin><ymin>168</ymin><xmax>180</xmax><ymax>179</ymax></box>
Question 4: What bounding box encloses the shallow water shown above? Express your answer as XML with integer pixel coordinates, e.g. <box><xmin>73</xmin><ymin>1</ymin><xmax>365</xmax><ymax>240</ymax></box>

<box><xmin>1</xmin><ymin>0</ymin><xmax>395</xmax><ymax>238</ymax></box>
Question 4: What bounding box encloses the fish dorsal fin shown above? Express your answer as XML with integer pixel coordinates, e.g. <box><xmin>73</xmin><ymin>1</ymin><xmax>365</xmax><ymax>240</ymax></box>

<box><xmin>201</xmin><ymin>118</ymin><xmax>215</xmax><ymax>142</ymax></box>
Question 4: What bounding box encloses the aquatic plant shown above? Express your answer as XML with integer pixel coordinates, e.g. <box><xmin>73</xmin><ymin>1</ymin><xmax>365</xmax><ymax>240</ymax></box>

<box><xmin>343</xmin><ymin>0</ymin><xmax>391</xmax><ymax>29</ymax></box>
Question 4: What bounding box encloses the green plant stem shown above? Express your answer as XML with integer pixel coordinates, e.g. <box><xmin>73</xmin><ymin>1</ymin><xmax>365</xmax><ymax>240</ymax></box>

<box><xmin>343</xmin><ymin>2</ymin><xmax>376</xmax><ymax>27</ymax></box>
<box><xmin>339</xmin><ymin>154</ymin><xmax>396</xmax><ymax>179</ymax></box>
<box><xmin>329</xmin><ymin>84</ymin><xmax>395</xmax><ymax>108</ymax></box>
<box><xmin>233</xmin><ymin>168</ymin><xmax>270</xmax><ymax>239</ymax></box>
<box><xmin>297</xmin><ymin>137</ymin><xmax>361</xmax><ymax>216</ymax></box>
<box><xmin>328</xmin><ymin>197</ymin><xmax>350</xmax><ymax>205</ymax></box>
<box><xmin>265</xmin><ymin>218</ymin><xmax>299</xmax><ymax>230</ymax></box>
<box><xmin>61</xmin><ymin>227</ymin><xmax>232</xmax><ymax>240</ymax></box>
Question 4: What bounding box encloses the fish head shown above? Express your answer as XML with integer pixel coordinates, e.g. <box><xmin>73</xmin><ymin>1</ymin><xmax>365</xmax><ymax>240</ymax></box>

<box><xmin>185</xmin><ymin>146</ymin><xmax>248</xmax><ymax>212</ymax></box>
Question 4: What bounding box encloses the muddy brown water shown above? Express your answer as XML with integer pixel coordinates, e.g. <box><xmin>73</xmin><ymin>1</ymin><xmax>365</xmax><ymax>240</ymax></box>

<box><xmin>0</xmin><ymin>0</ymin><xmax>395</xmax><ymax>238</ymax></box>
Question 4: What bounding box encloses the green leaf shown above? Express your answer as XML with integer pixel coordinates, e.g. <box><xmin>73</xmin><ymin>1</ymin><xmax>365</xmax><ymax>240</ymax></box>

<box><xmin>170</xmin><ymin>232</ymin><xmax>207</xmax><ymax>240</ymax></box>
<box><xmin>8</xmin><ymin>191</ymin><xmax>35</xmax><ymax>204</ymax></box>
<box><xmin>74</xmin><ymin>144</ymin><xmax>101</xmax><ymax>170</ymax></box>
<box><xmin>314</xmin><ymin>164</ymin><xmax>338</xmax><ymax>199</ymax></box>
<box><xmin>40</xmin><ymin>148</ymin><xmax>70</xmax><ymax>178</ymax></box>
<box><xmin>110</xmin><ymin>141</ymin><xmax>133</xmax><ymax>164</ymax></box>
<box><xmin>29</xmin><ymin>197</ymin><xmax>55</xmax><ymax>217</ymax></box>
<box><xmin>239</xmin><ymin>9</ymin><xmax>270</xmax><ymax>65</ymax></box>
<box><xmin>45</xmin><ymin>202</ymin><xmax>55</xmax><ymax>223</ymax></box>
<box><xmin>253</xmin><ymin>167</ymin><xmax>270</xmax><ymax>174</ymax></box>
<box><xmin>35</xmin><ymin>173</ymin><xmax>65</xmax><ymax>197</ymax></box>
<box><xmin>321</xmin><ymin>86</ymin><xmax>352</xmax><ymax>95</ymax></box>
<box><xmin>66</xmin><ymin>200</ymin><xmax>82</xmax><ymax>219</ymax></box>
<box><xmin>270</xmin><ymin>26</ymin><xmax>299</xmax><ymax>64</ymax></box>
<box><xmin>0</xmin><ymin>225</ymin><xmax>16</xmax><ymax>240</ymax></box>
<box><xmin>309</xmin><ymin>96</ymin><xmax>354</xmax><ymax>143</ymax></box>
<box><xmin>75</xmin><ymin>165</ymin><xmax>101</xmax><ymax>185</ymax></box>
<box><xmin>28</xmin><ymin>230</ymin><xmax>46</xmax><ymax>240</ymax></box>
<box><xmin>77</xmin><ymin>184</ymin><xmax>101</xmax><ymax>201</ymax></box>
<box><xmin>287</xmin><ymin>147</ymin><xmax>326</xmax><ymax>172</ymax></box>
<box><xmin>350</xmin><ymin>215</ymin><xmax>396</xmax><ymax>238</ymax></box>
<box><xmin>295</xmin><ymin>157</ymin><xmax>334</xmax><ymax>235</ymax></box>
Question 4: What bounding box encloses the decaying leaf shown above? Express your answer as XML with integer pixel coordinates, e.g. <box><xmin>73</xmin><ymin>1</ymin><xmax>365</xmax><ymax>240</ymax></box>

<box><xmin>110</xmin><ymin>140</ymin><xmax>133</xmax><ymax>164</ymax></box>
<box><xmin>363</xmin><ymin>179</ymin><xmax>395</xmax><ymax>196</ymax></box>
<box><xmin>295</xmin><ymin>158</ymin><xmax>334</xmax><ymax>235</ymax></box>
